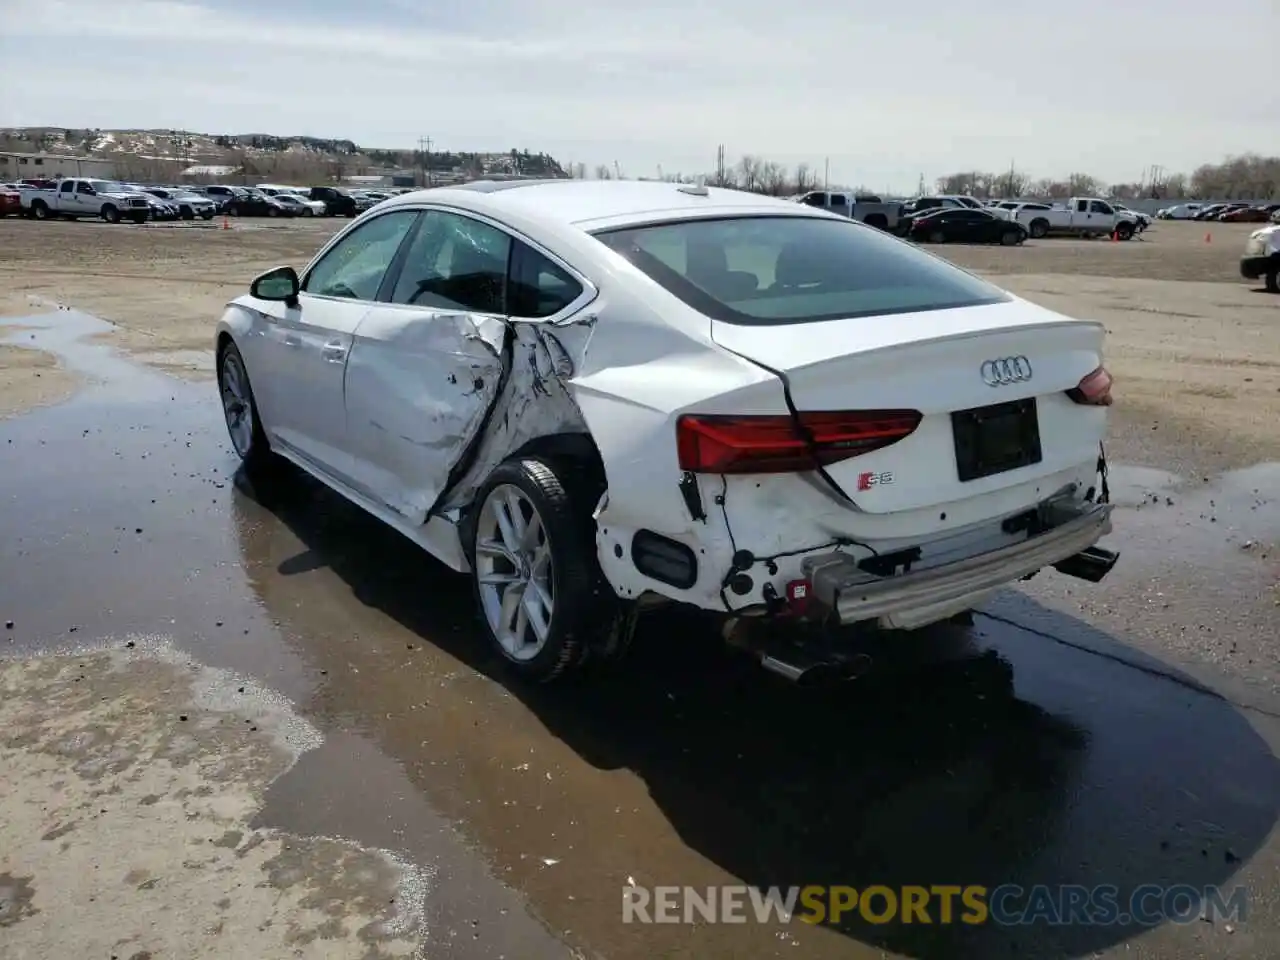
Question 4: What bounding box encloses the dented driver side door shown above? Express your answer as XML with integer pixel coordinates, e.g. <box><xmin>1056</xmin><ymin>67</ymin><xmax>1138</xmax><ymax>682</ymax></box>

<box><xmin>342</xmin><ymin>210</ymin><xmax>511</xmax><ymax>522</ymax></box>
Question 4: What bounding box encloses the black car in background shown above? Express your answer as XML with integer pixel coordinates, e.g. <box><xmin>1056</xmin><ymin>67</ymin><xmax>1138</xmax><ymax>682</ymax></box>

<box><xmin>308</xmin><ymin>186</ymin><xmax>359</xmax><ymax>217</ymax></box>
<box><xmin>907</xmin><ymin>208</ymin><xmax>1028</xmax><ymax>246</ymax></box>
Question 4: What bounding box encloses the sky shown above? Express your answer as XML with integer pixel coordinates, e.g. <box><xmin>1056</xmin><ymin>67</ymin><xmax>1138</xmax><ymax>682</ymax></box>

<box><xmin>1</xmin><ymin>0</ymin><xmax>1276</xmax><ymax>193</ymax></box>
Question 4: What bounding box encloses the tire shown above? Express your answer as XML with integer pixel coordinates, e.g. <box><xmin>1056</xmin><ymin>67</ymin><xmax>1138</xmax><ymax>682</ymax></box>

<box><xmin>101</xmin><ymin>204</ymin><xmax>121</xmax><ymax>224</ymax></box>
<box><xmin>863</xmin><ymin>213</ymin><xmax>888</xmax><ymax>230</ymax></box>
<box><xmin>181</xmin><ymin>208</ymin><xmax>194</xmax><ymax>221</ymax></box>
<box><xmin>268</xmin><ymin>207</ymin><xmax>279</xmax><ymax>217</ymax></box>
<box><xmin>1115</xmin><ymin>222</ymin><xmax>1134</xmax><ymax>241</ymax></box>
<box><xmin>467</xmin><ymin>457</ymin><xmax>616</xmax><ymax>683</ymax></box>
<box><xmin>201</xmin><ymin>211</ymin><xmax>214</xmax><ymax>220</ymax></box>
<box><xmin>31</xmin><ymin>201</ymin><xmax>49</xmax><ymax>220</ymax></box>
<box><xmin>1029</xmin><ymin>218</ymin><xmax>1049</xmax><ymax>239</ymax></box>
<box><xmin>1000</xmin><ymin>230</ymin><xmax>1021</xmax><ymax>246</ymax></box>
<box><xmin>928</xmin><ymin>230</ymin><xmax>946</xmax><ymax>244</ymax></box>
<box><xmin>1266</xmin><ymin>261</ymin><xmax>1280</xmax><ymax>294</ymax></box>
<box><xmin>217</xmin><ymin>340</ymin><xmax>274</xmax><ymax>470</ymax></box>
<box><xmin>129</xmin><ymin>214</ymin><xmax>147</xmax><ymax>225</ymax></box>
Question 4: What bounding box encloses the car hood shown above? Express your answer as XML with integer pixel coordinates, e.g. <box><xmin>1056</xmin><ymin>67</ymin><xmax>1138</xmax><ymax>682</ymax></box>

<box><xmin>103</xmin><ymin>191</ymin><xmax>150</xmax><ymax>201</ymax></box>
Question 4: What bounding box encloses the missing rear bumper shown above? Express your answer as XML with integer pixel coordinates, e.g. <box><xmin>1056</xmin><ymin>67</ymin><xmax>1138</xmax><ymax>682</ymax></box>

<box><xmin>802</xmin><ymin>502</ymin><xmax>1115</xmax><ymax>629</ymax></box>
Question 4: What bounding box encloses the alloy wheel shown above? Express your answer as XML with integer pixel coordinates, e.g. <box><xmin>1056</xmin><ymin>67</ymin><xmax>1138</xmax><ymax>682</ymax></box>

<box><xmin>474</xmin><ymin>484</ymin><xmax>555</xmax><ymax>661</ymax></box>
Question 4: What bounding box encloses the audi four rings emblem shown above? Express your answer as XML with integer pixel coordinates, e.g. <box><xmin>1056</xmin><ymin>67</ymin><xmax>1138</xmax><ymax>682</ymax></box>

<box><xmin>980</xmin><ymin>356</ymin><xmax>1033</xmax><ymax>386</ymax></box>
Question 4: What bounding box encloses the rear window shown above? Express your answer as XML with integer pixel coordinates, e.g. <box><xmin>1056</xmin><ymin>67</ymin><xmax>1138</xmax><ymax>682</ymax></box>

<box><xmin>593</xmin><ymin>215</ymin><xmax>1008</xmax><ymax>326</ymax></box>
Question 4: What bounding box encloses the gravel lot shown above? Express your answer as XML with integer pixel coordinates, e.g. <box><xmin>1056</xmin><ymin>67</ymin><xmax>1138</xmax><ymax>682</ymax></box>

<box><xmin>1</xmin><ymin>212</ymin><xmax>1278</xmax><ymax>960</ymax></box>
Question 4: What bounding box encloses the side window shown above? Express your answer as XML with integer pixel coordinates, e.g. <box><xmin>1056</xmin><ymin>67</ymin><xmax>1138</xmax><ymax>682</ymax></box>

<box><xmin>1090</xmin><ymin>201</ymin><xmax>1113</xmax><ymax>215</ymax></box>
<box><xmin>508</xmin><ymin>242</ymin><xmax>584</xmax><ymax>318</ymax></box>
<box><xmin>1076</xmin><ymin>199</ymin><xmax>1089</xmax><ymax>213</ymax></box>
<box><xmin>800</xmin><ymin>193</ymin><xmax>826</xmax><ymax>208</ymax></box>
<box><xmin>75</xmin><ymin>181</ymin><xmax>93</xmax><ymax>194</ymax></box>
<box><xmin>302</xmin><ymin>211</ymin><xmax>419</xmax><ymax>301</ymax></box>
<box><xmin>389</xmin><ymin>210</ymin><xmax>511</xmax><ymax>313</ymax></box>
<box><xmin>828</xmin><ymin>194</ymin><xmax>848</xmax><ymax>207</ymax></box>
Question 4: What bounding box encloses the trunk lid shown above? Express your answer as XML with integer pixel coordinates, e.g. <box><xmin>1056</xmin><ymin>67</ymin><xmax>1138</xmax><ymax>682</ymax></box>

<box><xmin>709</xmin><ymin>299</ymin><xmax>1106</xmax><ymax>514</ymax></box>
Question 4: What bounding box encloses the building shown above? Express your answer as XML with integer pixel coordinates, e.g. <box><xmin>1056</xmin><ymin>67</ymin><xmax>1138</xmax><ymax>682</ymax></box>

<box><xmin>0</xmin><ymin>151</ymin><xmax>117</xmax><ymax>180</ymax></box>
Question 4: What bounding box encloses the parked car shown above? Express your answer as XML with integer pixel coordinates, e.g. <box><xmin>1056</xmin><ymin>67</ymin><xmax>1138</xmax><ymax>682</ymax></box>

<box><xmin>1192</xmin><ymin>203</ymin><xmax>1231</xmax><ymax>221</ymax></box>
<box><xmin>20</xmin><ymin>178</ymin><xmax>151</xmax><ymax>223</ymax></box>
<box><xmin>992</xmin><ymin>197</ymin><xmax>1138</xmax><ymax>240</ymax></box>
<box><xmin>1110</xmin><ymin>203</ymin><xmax>1152</xmax><ymax>233</ymax></box>
<box><xmin>1221</xmin><ymin>204</ymin><xmax>1279</xmax><ymax>223</ymax></box>
<box><xmin>142</xmin><ymin>186</ymin><xmax>217</xmax><ymax>220</ymax></box>
<box><xmin>795</xmin><ymin>190</ymin><xmax>901</xmax><ymax>232</ymax></box>
<box><xmin>907</xmin><ymin>208</ymin><xmax>1028</xmax><ymax>246</ymax></box>
<box><xmin>226</xmin><ymin>189</ymin><xmax>293</xmax><ymax>217</ymax></box>
<box><xmin>199</xmin><ymin>185</ymin><xmax>244</xmax><ymax>212</ymax></box>
<box><xmin>272</xmin><ymin>193</ymin><xmax>325</xmax><ymax>217</ymax></box>
<box><xmin>214</xmin><ymin>180</ymin><xmax>1118</xmax><ymax>685</ymax></box>
<box><xmin>0</xmin><ymin>185</ymin><xmax>20</xmax><ymax>217</ymax></box>
<box><xmin>1240</xmin><ymin>224</ymin><xmax>1280</xmax><ymax>292</ymax></box>
<box><xmin>1156</xmin><ymin>203</ymin><xmax>1203</xmax><ymax>220</ymax></box>
<box><xmin>308</xmin><ymin>186</ymin><xmax>359</xmax><ymax>217</ymax></box>
<box><xmin>1272</xmin><ymin>208</ymin><xmax>1280</xmax><ymax>224</ymax></box>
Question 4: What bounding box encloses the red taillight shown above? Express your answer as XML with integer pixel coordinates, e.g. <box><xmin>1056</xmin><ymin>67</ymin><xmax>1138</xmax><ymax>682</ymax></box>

<box><xmin>1067</xmin><ymin>366</ymin><xmax>1113</xmax><ymax>406</ymax></box>
<box><xmin>675</xmin><ymin>410</ymin><xmax>922</xmax><ymax>474</ymax></box>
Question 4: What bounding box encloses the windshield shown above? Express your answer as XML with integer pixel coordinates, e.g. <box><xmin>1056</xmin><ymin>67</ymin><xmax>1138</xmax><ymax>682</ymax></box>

<box><xmin>594</xmin><ymin>215</ymin><xmax>1008</xmax><ymax>326</ymax></box>
<box><xmin>94</xmin><ymin>181</ymin><xmax>132</xmax><ymax>193</ymax></box>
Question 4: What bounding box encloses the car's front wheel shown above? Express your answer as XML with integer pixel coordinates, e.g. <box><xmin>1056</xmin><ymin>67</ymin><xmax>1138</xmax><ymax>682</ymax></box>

<box><xmin>217</xmin><ymin>341</ymin><xmax>273</xmax><ymax>469</ymax></box>
<box><xmin>469</xmin><ymin>458</ymin><xmax>614</xmax><ymax>683</ymax></box>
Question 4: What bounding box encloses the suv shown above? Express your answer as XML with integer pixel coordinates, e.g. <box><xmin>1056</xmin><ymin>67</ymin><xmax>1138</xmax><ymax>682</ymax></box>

<box><xmin>308</xmin><ymin>186</ymin><xmax>358</xmax><ymax>217</ymax></box>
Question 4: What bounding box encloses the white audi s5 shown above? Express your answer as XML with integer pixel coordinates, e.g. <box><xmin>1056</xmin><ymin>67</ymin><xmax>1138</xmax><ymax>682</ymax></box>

<box><xmin>215</xmin><ymin>179</ymin><xmax>1118</xmax><ymax>684</ymax></box>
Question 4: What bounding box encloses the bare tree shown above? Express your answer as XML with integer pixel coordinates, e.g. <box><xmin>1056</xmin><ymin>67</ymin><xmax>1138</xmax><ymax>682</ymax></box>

<box><xmin>593</xmin><ymin>164</ymin><xmax>612</xmax><ymax>180</ymax></box>
<box><xmin>737</xmin><ymin>155</ymin><xmax>761</xmax><ymax>192</ymax></box>
<box><xmin>792</xmin><ymin>162</ymin><xmax>819</xmax><ymax>193</ymax></box>
<box><xmin>759</xmin><ymin>161</ymin><xmax>788</xmax><ymax>196</ymax></box>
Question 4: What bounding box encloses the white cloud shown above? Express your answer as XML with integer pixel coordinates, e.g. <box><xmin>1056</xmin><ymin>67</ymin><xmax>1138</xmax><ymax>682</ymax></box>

<box><xmin>1</xmin><ymin>0</ymin><xmax>1276</xmax><ymax>191</ymax></box>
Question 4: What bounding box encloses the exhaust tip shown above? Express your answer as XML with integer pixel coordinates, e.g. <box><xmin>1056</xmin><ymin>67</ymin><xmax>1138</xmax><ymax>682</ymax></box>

<box><xmin>761</xmin><ymin>653</ymin><xmax>873</xmax><ymax>686</ymax></box>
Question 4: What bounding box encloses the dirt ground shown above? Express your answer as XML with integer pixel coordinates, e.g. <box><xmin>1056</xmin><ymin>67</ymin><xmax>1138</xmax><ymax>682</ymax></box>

<box><xmin>0</xmin><ymin>642</ymin><xmax>429</xmax><ymax>959</ymax></box>
<box><xmin>0</xmin><ymin>215</ymin><xmax>1275</xmax><ymax>461</ymax></box>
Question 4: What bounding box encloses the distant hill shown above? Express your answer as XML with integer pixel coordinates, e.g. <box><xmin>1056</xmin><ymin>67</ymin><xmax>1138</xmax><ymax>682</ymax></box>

<box><xmin>0</xmin><ymin>127</ymin><xmax>567</xmax><ymax>183</ymax></box>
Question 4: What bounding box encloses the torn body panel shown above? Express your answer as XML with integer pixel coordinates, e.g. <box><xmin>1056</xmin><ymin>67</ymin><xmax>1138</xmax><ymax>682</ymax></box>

<box><xmin>343</xmin><ymin>308</ymin><xmax>506</xmax><ymax>523</ymax></box>
<box><xmin>435</xmin><ymin>322</ymin><xmax>592</xmax><ymax>514</ymax></box>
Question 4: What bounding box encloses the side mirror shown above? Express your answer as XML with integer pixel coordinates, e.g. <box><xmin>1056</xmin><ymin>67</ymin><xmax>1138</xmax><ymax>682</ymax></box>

<box><xmin>250</xmin><ymin>265</ymin><xmax>300</xmax><ymax>304</ymax></box>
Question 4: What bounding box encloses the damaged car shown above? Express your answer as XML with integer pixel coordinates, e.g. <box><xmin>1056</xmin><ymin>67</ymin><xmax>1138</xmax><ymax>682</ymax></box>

<box><xmin>215</xmin><ymin>180</ymin><xmax>1119</xmax><ymax>684</ymax></box>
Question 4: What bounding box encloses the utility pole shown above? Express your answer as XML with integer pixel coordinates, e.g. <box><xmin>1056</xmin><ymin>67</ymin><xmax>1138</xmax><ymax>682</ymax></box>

<box><xmin>418</xmin><ymin>136</ymin><xmax>432</xmax><ymax>187</ymax></box>
<box><xmin>824</xmin><ymin>157</ymin><xmax>829</xmax><ymax>190</ymax></box>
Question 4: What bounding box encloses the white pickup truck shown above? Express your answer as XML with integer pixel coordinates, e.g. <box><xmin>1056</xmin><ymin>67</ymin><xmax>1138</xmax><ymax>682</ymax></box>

<box><xmin>795</xmin><ymin>190</ymin><xmax>901</xmax><ymax>232</ymax></box>
<box><xmin>20</xmin><ymin>178</ymin><xmax>153</xmax><ymax>224</ymax></box>
<box><xmin>992</xmin><ymin>197</ymin><xmax>1140</xmax><ymax>240</ymax></box>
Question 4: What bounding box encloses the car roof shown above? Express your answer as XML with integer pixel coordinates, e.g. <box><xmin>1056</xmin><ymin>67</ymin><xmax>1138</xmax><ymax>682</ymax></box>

<box><xmin>375</xmin><ymin>179</ymin><xmax>823</xmax><ymax>231</ymax></box>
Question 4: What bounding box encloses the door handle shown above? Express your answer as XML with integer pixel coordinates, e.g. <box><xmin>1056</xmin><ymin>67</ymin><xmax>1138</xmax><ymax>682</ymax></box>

<box><xmin>321</xmin><ymin>341</ymin><xmax>347</xmax><ymax>362</ymax></box>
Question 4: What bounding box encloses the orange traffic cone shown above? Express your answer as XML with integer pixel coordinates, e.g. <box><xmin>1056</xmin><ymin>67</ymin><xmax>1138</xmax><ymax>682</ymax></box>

<box><xmin>1204</xmin><ymin>232</ymin><xmax>1211</xmax><ymax>244</ymax></box>
<box><xmin>222</xmin><ymin>215</ymin><xmax>230</xmax><ymax>230</ymax></box>
<box><xmin>1110</xmin><ymin>230</ymin><xmax>1118</xmax><ymax>242</ymax></box>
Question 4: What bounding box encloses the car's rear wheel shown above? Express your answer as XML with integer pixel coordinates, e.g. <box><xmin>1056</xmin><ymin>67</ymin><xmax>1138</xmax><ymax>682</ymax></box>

<box><xmin>469</xmin><ymin>458</ymin><xmax>614</xmax><ymax>683</ymax></box>
<box><xmin>1029</xmin><ymin>218</ymin><xmax>1049</xmax><ymax>239</ymax></box>
<box><xmin>217</xmin><ymin>341</ymin><xmax>273</xmax><ymax>469</ymax></box>
<box><xmin>928</xmin><ymin>230</ymin><xmax>946</xmax><ymax>244</ymax></box>
<box><xmin>1000</xmin><ymin>230</ymin><xmax>1021</xmax><ymax>246</ymax></box>
<box><xmin>1266</xmin><ymin>260</ymin><xmax>1280</xmax><ymax>294</ymax></box>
